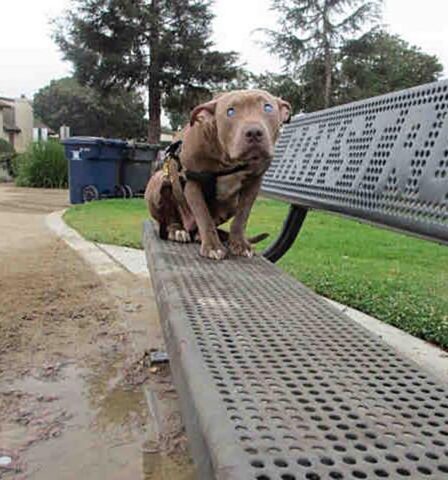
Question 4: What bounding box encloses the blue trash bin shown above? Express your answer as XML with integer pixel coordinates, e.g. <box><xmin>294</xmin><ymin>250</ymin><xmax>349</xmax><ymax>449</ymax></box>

<box><xmin>123</xmin><ymin>143</ymin><xmax>161</xmax><ymax>197</ymax></box>
<box><xmin>62</xmin><ymin>137</ymin><xmax>128</xmax><ymax>204</ymax></box>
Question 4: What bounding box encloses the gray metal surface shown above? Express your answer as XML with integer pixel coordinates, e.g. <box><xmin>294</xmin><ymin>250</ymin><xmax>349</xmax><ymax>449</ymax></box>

<box><xmin>262</xmin><ymin>80</ymin><xmax>448</xmax><ymax>244</ymax></box>
<box><xmin>143</xmin><ymin>221</ymin><xmax>448</xmax><ymax>480</ymax></box>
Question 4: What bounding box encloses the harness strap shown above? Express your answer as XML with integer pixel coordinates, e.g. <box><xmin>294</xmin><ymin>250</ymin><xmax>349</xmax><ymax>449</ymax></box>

<box><xmin>163</xmin><ymin>140</ymin><xmax>249</xmax><ymax>202</ymax></box>
<box><xmin>185</xmin><ymin>163</ymin><xmax>248</xmax><ymax>203</ymax></box>
<box><xmin>184</xmin><ymin>171</ymin><xmax>218</xmax><ymax>203</ymax></box>
<box><xmin>163</xmin><ymin>139</ymin><xmax>183</xmax><ymax>171</ymax></box>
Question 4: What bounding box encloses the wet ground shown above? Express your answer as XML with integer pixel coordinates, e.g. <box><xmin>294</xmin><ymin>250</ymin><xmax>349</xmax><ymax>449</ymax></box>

<box><xmin>0</xmin><ymin>184</ymin><xmax>194</xmax><ymax>479</ymax></box>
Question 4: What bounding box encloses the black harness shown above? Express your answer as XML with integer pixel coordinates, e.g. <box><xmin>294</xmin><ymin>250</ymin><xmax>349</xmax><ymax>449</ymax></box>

<box><xmin>163</xmin><ymin>140</ymin><xmax>248</xmax><ymax>203</ymax></box>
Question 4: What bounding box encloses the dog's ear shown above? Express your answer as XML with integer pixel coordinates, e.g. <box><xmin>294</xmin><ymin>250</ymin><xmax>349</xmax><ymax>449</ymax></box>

<box><xmin>190</xmin><ymin>99</ymin><xmax>218</xmax><ymax>126</ymax></box>
<box><xmin>277</xmin><ymin>98</ymin><xmax>292</xmax><ymax>124</ymax></box>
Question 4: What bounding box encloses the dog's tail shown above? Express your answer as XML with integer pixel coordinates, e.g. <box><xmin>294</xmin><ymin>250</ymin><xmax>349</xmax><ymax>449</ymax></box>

<box><xmin>248</xmin><ymin>232</ymin><xmax>270</xmax><ymax>244</ymax></box>
<box><xmin>217</xmin><ymin>229</ymin><xmax>269</xmax><ymax>245</ymax></box>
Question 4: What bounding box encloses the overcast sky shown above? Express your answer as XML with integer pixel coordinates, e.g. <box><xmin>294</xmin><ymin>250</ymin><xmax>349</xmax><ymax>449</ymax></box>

<box><xmin>0</xmin><ymin>0</ymin><xmax>447</xmax><ymax>99</ymax></box>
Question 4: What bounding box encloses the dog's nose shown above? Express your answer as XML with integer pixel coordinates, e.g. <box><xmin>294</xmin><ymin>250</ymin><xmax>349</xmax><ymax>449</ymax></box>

<box><xmin>245</xmin><ymin>126</ymin><xmax>264</xmax><ymax>143</ymax></box>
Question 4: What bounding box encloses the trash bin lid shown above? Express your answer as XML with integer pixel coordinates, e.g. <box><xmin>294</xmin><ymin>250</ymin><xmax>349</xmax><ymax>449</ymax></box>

<box><xmin>62</xmin><ymin>137</ymin><xmax>128</xmax><ymax>148</ymax></box>
<box><xmin>127</xmin><ymin>142</ymin><xmax>161</xmax><ymax>150</ymax></box>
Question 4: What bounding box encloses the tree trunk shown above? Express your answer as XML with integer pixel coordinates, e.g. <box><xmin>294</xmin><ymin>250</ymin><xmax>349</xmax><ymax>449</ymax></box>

<box><xmin>148</xmin><ymin>83</ymin><xmax>161</xmax><ymax>144</ymax></box>
<box><xmin>323</xmin><ymin>1</ymin><xmax>332</xmax><ymax>109</ymax></box>
<box><xmin>324</xmin><ymin>49</ymin><xmax>332</xmax><ymax>109</ymax></box>
<box><xmin>148</xmin><ymin>0</ymin><xmax>161</xmax><ymax>144</ymax></box>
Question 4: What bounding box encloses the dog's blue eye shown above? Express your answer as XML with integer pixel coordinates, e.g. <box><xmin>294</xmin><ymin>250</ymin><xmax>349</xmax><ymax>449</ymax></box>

<box><xmin>264</xmin><ymin>103</ymin><xmax>274</xmax><ymax>113</ymax></box>
<box><xmin>227</xmin><ymin>107</ymin><xmax>236</xmax><ymax>118</ymax></box>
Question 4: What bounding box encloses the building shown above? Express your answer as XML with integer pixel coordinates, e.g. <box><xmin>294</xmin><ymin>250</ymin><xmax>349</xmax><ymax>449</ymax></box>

<box><xmin>161</xmin><ymin>130</ymin><xmax>175</xmax><ymax>143</ymax></box>
<box><xmin>0</xmin><ymin>96</ymin><xmax>33</xmax><ymax>153</ymax></box>
<box><xmin>33</xmin><ymin>118</ymin><xmax>55</xmax><ymax>142</ymax></box>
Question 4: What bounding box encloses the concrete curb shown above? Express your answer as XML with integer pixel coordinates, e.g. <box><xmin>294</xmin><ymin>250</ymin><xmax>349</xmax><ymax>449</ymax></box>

<box><xmin>46</xmin><ymin>210</ymin><xmax>149</xmax><ymax>278</ymax></box>
<box><xmin>45</xmin><ymin>210</ymin><xmax>124</xmax><ymax>276</ymax></box>
<box><xmin>96</xmin><ymin>243</ymin><xmax>149</xmax><ymax>278</ymax></box>
<box><xmin>46</xmin><ymin>209</ymin><xmax>447</xmax><ymax>383</ymax></box>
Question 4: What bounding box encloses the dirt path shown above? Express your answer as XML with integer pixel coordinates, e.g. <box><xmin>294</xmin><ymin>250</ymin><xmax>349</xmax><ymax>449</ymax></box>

<box><xmin>0</xmin><ymin>185</ymin><xmax>193</xmax><ymax>479</ymax></box>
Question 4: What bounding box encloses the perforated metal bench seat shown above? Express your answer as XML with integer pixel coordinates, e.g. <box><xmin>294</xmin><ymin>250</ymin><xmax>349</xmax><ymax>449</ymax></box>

<box><xmin>143</xmin><ymin>221</ymin><xmax>448</xmax><ymax>480</ymax></box>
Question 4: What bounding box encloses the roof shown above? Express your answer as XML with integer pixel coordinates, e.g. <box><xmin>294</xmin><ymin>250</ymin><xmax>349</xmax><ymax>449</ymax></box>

<box><xmin>33</xmin><ymin>118</ymin><xmax>54</xmax><ymax>132</ymax></box>
<box><xmin>0</xmin><ymin>100</ymin><xmax>12</xmax><ymax>109</ymax></box>
<box><xmin>3</xmin><ymin>122</ymin><xmax>21</xmax><ymax>133</ymax></box>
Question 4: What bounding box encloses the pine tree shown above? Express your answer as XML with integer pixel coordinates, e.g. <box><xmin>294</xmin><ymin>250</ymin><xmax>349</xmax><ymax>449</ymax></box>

<box><xmin>264</xmin><ymin>0</ymin><xmax>382</xmax><ymax>108</ymax></box>
<box><xmin>54</xmin><ymin>0</ymin><xmax>239</xmax><ymax>142</ymax></box>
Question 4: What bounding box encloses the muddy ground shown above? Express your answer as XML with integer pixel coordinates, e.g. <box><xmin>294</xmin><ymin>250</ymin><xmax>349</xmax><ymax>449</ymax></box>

<box><xmin>0</xmin><ymin>185</ymin><xmax>194</xmax><ymax>479</ymax></box>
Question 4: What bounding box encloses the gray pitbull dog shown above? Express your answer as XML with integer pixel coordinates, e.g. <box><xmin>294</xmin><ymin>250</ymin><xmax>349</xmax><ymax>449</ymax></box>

<box><xmin>145</xmin><ymin>89</ymin><xmax>291</xmax><ymax>260</ymax></box>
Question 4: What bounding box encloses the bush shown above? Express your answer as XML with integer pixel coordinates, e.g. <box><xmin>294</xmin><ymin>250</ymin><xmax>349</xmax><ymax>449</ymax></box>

<box><xmin>0</xmin><ymin>139</ymin><xmax>16</xmax><ymax>177</ymax></box>
<box><xmin>0</xmin><ymin>138</ymin><xmax>14</xmax><ymax>158</ymax></box>
<box><xmin>15</xmin><ymin>141</ymin><xmax>68</xmax><ymax>188</ymax></box>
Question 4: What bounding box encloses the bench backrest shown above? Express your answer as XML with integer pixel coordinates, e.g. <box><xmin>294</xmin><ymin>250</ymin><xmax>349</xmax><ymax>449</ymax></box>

<box><xmin>262</xmin><ymin>80</ymin><xmax>448</xmax><ymax>244</ymax></box>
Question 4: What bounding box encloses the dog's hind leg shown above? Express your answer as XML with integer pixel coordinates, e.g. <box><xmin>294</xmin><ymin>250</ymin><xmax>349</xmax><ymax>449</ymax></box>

<box><xmin>167</xmin><ymin>224</ymin><xmax>191</xmax><ymax>243</ymax></box>
<box><xmin>160</xmin><ymin>184</ymin><xmax>191</xmax><ymax>243</ymax></box>
<box><xmin>145</xmin><ymin>171</ymin><xmax>191</xmax><ymax>243</ymax></box>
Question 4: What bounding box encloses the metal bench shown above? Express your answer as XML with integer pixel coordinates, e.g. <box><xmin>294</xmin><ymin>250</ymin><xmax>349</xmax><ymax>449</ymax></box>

<box><xmin>143</xmin><ymin>80</ymin><xmax>448</xmax><ymax>480</ymax></box>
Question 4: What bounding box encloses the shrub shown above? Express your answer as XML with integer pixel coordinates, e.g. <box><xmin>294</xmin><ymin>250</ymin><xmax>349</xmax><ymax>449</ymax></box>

<box><xmin>0</xmin><ymin>139</ymin><xmax>16</xmax><ymax>177</ymax></box>
<box><xmin>0</xmin><ymin>138</ymin><xmax>14</xmax><ymax>158</ymax></box>
<box><xmin>15</xmin><ymin>141</ymin><xmax>68</xmax><ymax>188</ymax></box>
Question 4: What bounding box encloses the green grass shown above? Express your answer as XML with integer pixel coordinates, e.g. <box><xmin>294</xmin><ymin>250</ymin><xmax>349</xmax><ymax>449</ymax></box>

<box><xmin>64</xmin><ymin>198</ymin><xmax>448</xmax><ymax>349</ymax></box>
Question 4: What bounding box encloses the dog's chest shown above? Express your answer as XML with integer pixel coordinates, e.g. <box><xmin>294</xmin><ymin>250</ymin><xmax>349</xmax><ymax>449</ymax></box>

<box><xmin>215</xmin><ymin>170</ymin><xmax>251</xmax><ymax>202</ymax></box>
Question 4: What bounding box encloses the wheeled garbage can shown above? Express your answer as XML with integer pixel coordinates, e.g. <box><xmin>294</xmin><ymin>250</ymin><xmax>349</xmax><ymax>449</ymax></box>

<box><xmin>63</xmin><ymin>137</ymin><xmax>128</xmax><ymax>204</ymax></box>
<box><xmin>122</xmin><ymin>143</ymin><xmax>161</xmax><ymax>197</ymax></box>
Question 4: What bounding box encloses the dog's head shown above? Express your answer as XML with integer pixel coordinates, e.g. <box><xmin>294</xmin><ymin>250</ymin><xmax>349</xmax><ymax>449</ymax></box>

<box><xmin>190</xmin><ymin>90</ymin><xmax>291</xmax><ymax>162</ymax></box>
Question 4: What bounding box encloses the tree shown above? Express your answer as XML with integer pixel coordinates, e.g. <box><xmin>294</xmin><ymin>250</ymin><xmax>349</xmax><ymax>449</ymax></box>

<box><xmin>263</xmin><ymin>0</ymin><xmax>382</xmax><ymax>108</ymax></box>
<box><xmin>337</xmin><ymin>30</ymin><xmax>444</xmax><ymax>104</ymax></box>
<box><xmin>33</xmin><ymin>77</ymin><xmax>147</xmax><ymax>138</ymax></box>
<box><xmin>163</xmin><ymin>86</ymin><xmax>212</xmax><ymax>132</ymax></box>
<box><xmin>250</xmin><ymin>72</ymin><xmax>303</xmax><ymax>114</ymax></box>
<box><xmin>54</xmin><ymin>0</ymin><xmax>240</xmax><ymax>143</ymax></box>
<box><xmin>254</xmin><ymin>28</ymin><xmax>443</xmax><ymax>114</ymax></box>
<box><xmin>163</xmin><ymin>69</ymin><xmax>250</xmax><ymax>130</ymax></box>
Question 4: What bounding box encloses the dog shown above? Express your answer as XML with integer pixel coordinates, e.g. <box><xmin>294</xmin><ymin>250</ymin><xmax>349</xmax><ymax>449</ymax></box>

<box><xmin>145</xmin><ymin>89</ymin><xmax>291</xmax><ymax>260</ymax></box>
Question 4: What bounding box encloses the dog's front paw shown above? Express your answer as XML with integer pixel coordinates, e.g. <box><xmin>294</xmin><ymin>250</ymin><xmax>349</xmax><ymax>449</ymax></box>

<box><xmin>229</xmin><ymin>237</ymin><xmax>253</xmax><ymax>258</ymax></box>
<box><xmin>168</xmin><ymin>229</ymin><xmax>191</xmax><ymax>243</ymax></box>
<box><xmin>200</xmin><ymin>242</ymin><xmax>227</xmax><ymax>261</ymax></box>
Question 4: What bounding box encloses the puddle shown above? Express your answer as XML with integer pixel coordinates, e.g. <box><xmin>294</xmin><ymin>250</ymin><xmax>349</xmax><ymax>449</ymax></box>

<box><xmin>1</xmin><ymin>363</ymin><xmax>195</xmax><ymax>479</ymax></box>
<box><xmin>143</xmin><ymin>451</ymin><xmax>196</xmax><ymax>479</ymax></box>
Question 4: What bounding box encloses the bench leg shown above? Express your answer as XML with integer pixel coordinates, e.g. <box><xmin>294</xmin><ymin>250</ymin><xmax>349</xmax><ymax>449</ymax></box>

<box><xmin>262</xmin><ymin>205</ymin><xmax>308</xmax><ymax>263</ymax></box>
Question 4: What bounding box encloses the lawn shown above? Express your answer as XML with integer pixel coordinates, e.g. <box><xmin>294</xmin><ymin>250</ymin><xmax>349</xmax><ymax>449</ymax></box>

<box><xmin>64</xmin><ymin>198</ymin><xmax>448</xmax><ymax>349</ymax></box>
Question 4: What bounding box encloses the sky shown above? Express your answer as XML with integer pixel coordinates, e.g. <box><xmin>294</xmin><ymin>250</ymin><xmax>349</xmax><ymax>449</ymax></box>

<box><xmin>0</xmin><ymin>0</ymin><xmax>447</xmax><ymax>100</ymax></box>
